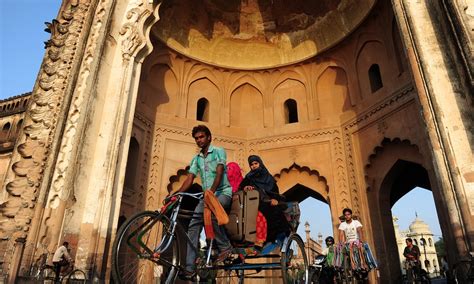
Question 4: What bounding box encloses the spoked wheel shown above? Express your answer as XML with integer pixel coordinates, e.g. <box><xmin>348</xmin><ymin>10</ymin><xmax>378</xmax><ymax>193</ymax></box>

<box><xmin>281</xmin><ymin>234</ymin><xmax>309</xmax><ymax>284</ymax></box>
<box><xmin>112</xmin><ymin>211</ymin><xmax>180</xmax><ymax>284</ymax></box>
<box><xmin>65</xmin><ymin>269</ymin><xmax>87</xmax><ymax>283</ymax></box>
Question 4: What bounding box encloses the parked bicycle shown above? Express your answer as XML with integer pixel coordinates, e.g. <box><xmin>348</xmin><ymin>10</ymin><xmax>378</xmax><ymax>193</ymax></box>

<box><xmin>112</xmin><ymin>191</ymin><xmax>309</xmax><ymax>283</ymax></box>
<box><xmin>453</xmin><ymin>252</ymin><xmax>474</xmax><ymax>284</ymax></box>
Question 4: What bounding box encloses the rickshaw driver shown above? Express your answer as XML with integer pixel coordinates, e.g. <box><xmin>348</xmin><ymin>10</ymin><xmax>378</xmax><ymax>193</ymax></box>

<box><xmin>176</xmin><ymin>125</ymin><xmax>233</xmax><ymax>281</ymax></box>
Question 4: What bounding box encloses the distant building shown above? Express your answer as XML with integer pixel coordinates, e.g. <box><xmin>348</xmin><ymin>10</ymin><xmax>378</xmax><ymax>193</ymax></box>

<box><xmin>394</xmin><ymin>216</ymin><xmax>439</xmax><ymax>277</ymax></box>
<box><xmin>301</xmin><ymin>222</ymin><xmax>322</xmax><ymax>263</ymax></box>
<box><xmin>1</xmin><ymin>0</ymin><xmax>473</xmax><ymax>282</ymax></box>
<box><xmin>0</xmin><ymin>93</ymin><xmax>31</xmax><ymax>189</ymax></box>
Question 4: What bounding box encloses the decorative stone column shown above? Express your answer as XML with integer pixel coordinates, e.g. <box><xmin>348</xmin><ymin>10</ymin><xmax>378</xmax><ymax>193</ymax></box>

<box><xmin>392</xmin><ymin>0</ymin><xmax>474</xmax><ymax>261</ymax></box>
<box><xmin>0</xmin><ymin>0</ymin><xmax>164</xmax><ymax>281</ymax></box>
<box><xmin>7</xmin><ymin>237</ymin><xmax>26</xmax><ymax>284</ymax></box>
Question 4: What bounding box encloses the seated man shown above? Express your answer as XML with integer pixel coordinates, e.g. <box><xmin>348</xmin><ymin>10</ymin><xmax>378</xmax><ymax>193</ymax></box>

<box><xmin>177</xmin><ymin>125</ymin><xmax>233</xmax><ymax>280</ymax></box>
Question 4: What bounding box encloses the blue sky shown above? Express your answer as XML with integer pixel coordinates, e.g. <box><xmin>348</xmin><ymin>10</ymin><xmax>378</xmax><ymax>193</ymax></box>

<box><xmin>297</xmin><ymin>187</ymin><xmax>443</xmax><ymax>248</ymax></box>
<box><xmin>1</xmin><ymin>1</ymin><xmax>443</xmax><ymax>244</ymax></box>
<box><xmin>0</xmin><ymin>0</ymin><xmax>60</xmax><ymax>99</ymax></box>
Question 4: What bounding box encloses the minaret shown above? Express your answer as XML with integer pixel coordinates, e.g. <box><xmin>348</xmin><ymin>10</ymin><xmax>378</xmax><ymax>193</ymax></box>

<box><xmin>305</xmin><ymin>221</ymin><xmax>310</xmax><ymax>243</ymax></box>
<box><xmin>318</xmin><ymin>232</ymin><xmax>323</xmax><ymax>245</ymax></box>
<box><xmin>304</xmin><ymin>221</ymin><xmax>312</xmax><ymax>261</ymax></box>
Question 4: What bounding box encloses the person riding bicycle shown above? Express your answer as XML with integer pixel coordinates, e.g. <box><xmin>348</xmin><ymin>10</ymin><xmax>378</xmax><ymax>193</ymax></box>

<box><xmin>404</xmin><ymin>237</ymin><xmax>421</xmax><ymax>281</ymax></box>
<box><xmin>338</xmin><ymin>208</ymin><xmax>365</xmax><ymax>244</ymax></box>
<box><xmin>320</xmin><ymin>236</ymin><xmax>336</xmax><ymax>283</ymax></box>
<box><xmin>322</xmin><ymin>236</ymin><xmax>335</xmax><ymax>262</ymax></box>
<box><xmin>52</xmin><ymin>241</ymin><xmax>73</xmax><ymax>282</ymax></box>
<box><xmin>176</xmin><ymin>125</ymin><xmax>233</xmax><ymax>281</ymax></box>
<box><xmin>337</xmin><ymin>208</ymin><xmax>369</xmax><ymax>280</ymax></box>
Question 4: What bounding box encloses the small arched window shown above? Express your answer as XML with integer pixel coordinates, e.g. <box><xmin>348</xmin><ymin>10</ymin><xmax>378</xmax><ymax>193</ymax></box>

<box><xmin>196</xmin><ymin>98</ymin><xmax>209</xmax><ymax>122</ymax></box>
<box><xmin>428</xmin><ymin>238</ymin><xmax>432</xmax><ymax>247</ymax></box>
<box><xmin>284</xmin><ymin>99</ymin><xmax>298</xmax><ymax>124</ymax></box>
<box><xmin>369</xmin><ymin>64</ymin><xmax>383</xmax><ymax>93</ymax></box>
<box><xmin>3</xmin><ymin>122</ymin><xmax>11</xmax><ymax>132</ymax></box>
<box><xmin>23</xmin><ymin>100</ymin><xmax>28</xmax><ymax>107</ymax></box>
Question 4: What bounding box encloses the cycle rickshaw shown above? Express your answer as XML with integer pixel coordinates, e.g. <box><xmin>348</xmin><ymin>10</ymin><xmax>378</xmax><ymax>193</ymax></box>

<box><xmin>112</xmin><ymin>191</ymin><xmax>308</xmax><ymax>283</ymax></box>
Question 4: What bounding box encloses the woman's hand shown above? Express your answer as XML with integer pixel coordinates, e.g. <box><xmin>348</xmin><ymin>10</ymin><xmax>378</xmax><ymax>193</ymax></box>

<box><xmin>270</xmin><ymin>199</ymin><xmax>278</xmax><ymax>206</ymax></box>
<box><xmin>243</xmin><ymin>186</ymin><xmax>255</xmax><ymax>192</ymax></box>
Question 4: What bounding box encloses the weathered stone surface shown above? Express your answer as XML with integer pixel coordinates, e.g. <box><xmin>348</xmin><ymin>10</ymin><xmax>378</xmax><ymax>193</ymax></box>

<box><xmin>0</xmin><ymin>0</ymin><xmax>472</xmax><ymax>283</ymax></box>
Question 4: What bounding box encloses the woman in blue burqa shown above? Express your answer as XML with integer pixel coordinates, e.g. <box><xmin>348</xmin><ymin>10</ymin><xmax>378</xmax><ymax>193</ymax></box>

<box><xmin>240</xmin><ymin>155</ymin><xmax>290</xmax><ymax>242</ymax></box>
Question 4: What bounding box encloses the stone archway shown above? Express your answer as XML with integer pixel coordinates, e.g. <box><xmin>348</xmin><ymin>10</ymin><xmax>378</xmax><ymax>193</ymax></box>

<box><xmin>364</xmin><ymin>138</ymin><xmax>449</xmax><ymax>283</ymax></box>
<box><xmin>274</xmin><ymin>164</ymin><xmax>340</xmax><ymax>232</ymax></box>
<box><xmin>275</xmin><ymin>164</ymin><xmax>328</xmax><ymax>200</ymax></box>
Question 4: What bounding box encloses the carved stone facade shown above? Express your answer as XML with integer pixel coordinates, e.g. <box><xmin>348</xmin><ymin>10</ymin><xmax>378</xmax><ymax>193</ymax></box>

<box><xmin>0</xmin><ymin>0</ymin><xmax>472</xmax><ymax>283</ymax></box>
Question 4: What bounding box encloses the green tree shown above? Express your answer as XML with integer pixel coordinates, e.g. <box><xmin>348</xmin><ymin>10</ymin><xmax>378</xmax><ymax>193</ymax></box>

<box><xmin>435</xmin><ymin>238</ymin><xmax>445</xmax><ymax>257</ymax></box>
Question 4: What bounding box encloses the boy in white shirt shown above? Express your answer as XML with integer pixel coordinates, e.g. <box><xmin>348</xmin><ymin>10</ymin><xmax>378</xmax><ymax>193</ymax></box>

<box><xmin>338</xmin><ymin>208</ymin><xmax>365</xmax><ymax>243</ymax></box>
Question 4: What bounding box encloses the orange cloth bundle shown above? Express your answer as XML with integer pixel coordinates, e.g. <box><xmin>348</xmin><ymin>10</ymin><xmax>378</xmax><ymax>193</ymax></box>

<box><xmin>203</xmin><ymin>190</ymin><xmax>229</xmax><ymax>240</ymax></box>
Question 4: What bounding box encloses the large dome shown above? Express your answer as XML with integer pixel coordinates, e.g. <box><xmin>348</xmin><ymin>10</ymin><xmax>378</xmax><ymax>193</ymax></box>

<box><xmin>409</xmin><ymin>217</ymin><xmax>432</xmax><ymax>234</ymax></box>
<box><xmin>152</xmin><ymin>0</ymin><xmax>376</xmax><ymax>70</ymax></box>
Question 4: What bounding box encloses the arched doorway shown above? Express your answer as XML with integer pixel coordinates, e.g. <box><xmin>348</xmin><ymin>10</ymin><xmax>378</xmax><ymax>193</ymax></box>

<box><xmin>365</xmin><ymin>139</ymin><xmax>451</xmax><ymax>283</ymax></box>
<box><xmin>392</xmin><ymin>187</ymin><xmax>442</xmax><ymax>278</ymax></box>
<box><xmin>296</xmin><ymin>194</ymin><xmax>333</xmax><ymax>264</ymax></box>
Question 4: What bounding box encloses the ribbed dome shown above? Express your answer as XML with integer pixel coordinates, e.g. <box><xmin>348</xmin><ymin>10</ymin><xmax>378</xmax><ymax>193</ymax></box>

<box><xmin>152</xmin><ymin>0</ymin><xmax>376</xmax><ymax>70</ymax></box>
<box><xmin>409</xmin><ymin>217</ymin><xmax>431</xmax><ymax>233</ymax></box>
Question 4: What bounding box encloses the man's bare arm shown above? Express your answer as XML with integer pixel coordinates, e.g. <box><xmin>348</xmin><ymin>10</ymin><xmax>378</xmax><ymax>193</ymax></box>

<box><xmin>177</xmin><ymin>173</ymin><xmax>195</xmax><ymax>192</ymax></box>
<box><xmin>209</xmin><ymin>164</ymin><xmax>224</xmax><ymax>193</ymax></box>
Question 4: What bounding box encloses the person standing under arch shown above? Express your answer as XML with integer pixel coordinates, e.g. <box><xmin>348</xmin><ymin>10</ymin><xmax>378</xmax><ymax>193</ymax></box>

<box><xmin>338</xmin><ymin>208</ymin><xmax>365</xmax><ymax>244</ymax></box>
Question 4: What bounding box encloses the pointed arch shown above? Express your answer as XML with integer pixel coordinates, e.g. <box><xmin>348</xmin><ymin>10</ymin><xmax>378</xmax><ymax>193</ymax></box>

<box><xmin>167</xmin><ymin>167</ymin><xmax>200</xmax><ymax>193</ymax></box>
<box><xmin>316</xmin><ymin>66</ymin><xmax>351</xmax><ymax>119</ymax></box>
<box><xmin>273</xmin><ymin>78</ymin><xmax>307</xmax><ymax>125</ymax></box>
<box><xmin>275</xmin><ymin>163</ymin><xmax>329</xmax><ymax>201</ymax></box>
<box><xmin>230</xmin><ymin>83</ymin><xmax>264</xmax><ymax>128</ymax></box>
<box><xmin>229</xmin><ymin>77</ymin><xmax>264</xmax><ymax>96</ymax></box>
<box><xmin>364</xmin><ymin>138</ymin><xmax>438</xmax><ymax>281</ymax></box>
<box><xmin>272</xmin><ymin>71</ymin><xmax>306</xmax><ymax>94</ymax></box>
<box><xmin>355</xmin><ymin>40</ymin><xmax>387</xmax><ymax>96</ymax></box>
<box><xmin>188</xmin><ymin>70</ymin><xmax>221</xmax><ymax>94</ymax></box>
